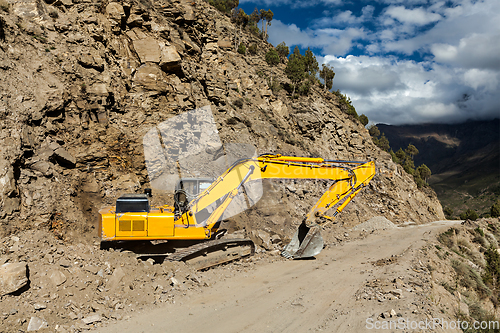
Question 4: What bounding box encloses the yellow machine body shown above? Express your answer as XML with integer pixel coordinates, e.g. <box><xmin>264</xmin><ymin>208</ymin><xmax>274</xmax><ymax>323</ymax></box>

<box><xmin>99</xmin><ymin>206</ymin><xmax>208</xmax><ymax>241</ymax></box>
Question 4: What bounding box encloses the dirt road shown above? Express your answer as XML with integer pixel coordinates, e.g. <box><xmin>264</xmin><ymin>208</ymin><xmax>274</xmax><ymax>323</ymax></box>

<box><xmin>98</xmin><ymin>221</ymin><xmax>460</xmax><ymax>333</ymax></box>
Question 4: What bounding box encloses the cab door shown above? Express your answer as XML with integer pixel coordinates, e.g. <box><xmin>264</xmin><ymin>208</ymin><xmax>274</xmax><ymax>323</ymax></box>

<box><xmin>115</xmin><ymin>213</ymin><xmax>148</xmax><ymax>238</ymax></box>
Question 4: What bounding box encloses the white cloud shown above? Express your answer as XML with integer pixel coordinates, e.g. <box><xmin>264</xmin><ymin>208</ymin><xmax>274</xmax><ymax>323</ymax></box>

<box><xmin>336</xmin><ymin>10</ymin><xmax>360</xmax><ymax>24</ymax></box>
<box><xmin>239</xmin><ymin>0</ymin><xmax>342</xmax><ymax>8</ymax></box>
<box><xmin>431</xmin><ymin>34</ymin><xmax>500</xmax><ymax>70</ymax></box>
<box><xmin>377</xmin><ymin>0</ymin><xmax>500</xmax><ymax>55</ymax></box>
<box><xmin>323</xmin><ymin>55</ymin><xmax>500</xmax><ymax>124</ymax></box>
<box><xmin>463</xmin><ymin>69</ymin><xmax>499</xmax><ymax>91</ymax></box>
<box><xmin>312</xmin><ymin>5</ymin><xmax>375</xmax><ymax>28</ymax></box>
<box><xmin>267</xmin><ymin>20</ymin><xmax>367</xmax><ymax>55</ymax></box>
<box><xmin>384</xmin><ymin>6</ymin><xmax>442</xmax><ymax>25</ymax></box>
<box><xmin>430</xmin><ymin>43</ymin><xmax>457</xmax><ymax>62</ymax></box>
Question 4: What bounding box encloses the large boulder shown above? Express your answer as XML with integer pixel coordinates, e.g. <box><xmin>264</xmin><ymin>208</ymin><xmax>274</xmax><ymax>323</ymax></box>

<box><xmin>27</xmin><ymin>317</ymin><xmax>48</xmax><ymax>331</ymax></box>
<box><xmin>0</xmin><ymin>163</ymin><xmax>19</xmax><ymax>218</ymax></box>
<box><xmin>160</xmin><ymin>45</ymin><xmax>181</xmax><ymax>72</ymax></box>
<box><xmin>179</xmin><ymin>0</ymin><xmax>195</xmax><ymax>22</ymax></box>
<box><xmin>0</xmin><ymin>262</ymin><xmax>29</xmax><ymax>296</ymax></box>
<box><xmin>217</xmin><ymin>39</ymin><xmax>232</xmax><ymax>49</ymax></box>
<box><xmin>132</xmin><ymin>63</ymin><xmax>170</xmax><ymax>93</ymax></box>
<box><xmin>106</xmin><ymin>2</ymin><xmax>125</xmax><ymax>23</ymax></box>
<box><xmin>132</xmin><ymin>37</ymin><xmax>161</xmax><ymax>63</ymax></box>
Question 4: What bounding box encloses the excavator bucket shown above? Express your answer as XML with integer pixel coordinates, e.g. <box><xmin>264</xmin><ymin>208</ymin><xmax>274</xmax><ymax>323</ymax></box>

<box><xmin>281</xmin><ymin>223</ymin><xmax>324</xmax><ymax>259</ymax></box>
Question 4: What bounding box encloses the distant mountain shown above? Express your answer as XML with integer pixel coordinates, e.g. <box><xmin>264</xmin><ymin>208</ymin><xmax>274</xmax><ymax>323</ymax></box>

<box><xmin>377</xmin><ymin>119</ymin><xmax>500</xmax><ymax>217</ymax></box>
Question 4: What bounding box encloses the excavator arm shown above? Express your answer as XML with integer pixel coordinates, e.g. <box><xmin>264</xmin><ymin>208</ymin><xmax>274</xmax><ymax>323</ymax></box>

<box><xmin>178</xmin><ymin>154</ymin><xmax>375</xmax><ymax>258</ymax></box>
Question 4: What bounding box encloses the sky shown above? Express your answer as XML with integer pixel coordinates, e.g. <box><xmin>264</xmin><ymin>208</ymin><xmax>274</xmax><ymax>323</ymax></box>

<box><xmin>239</xmin><ymin>0</ymin><xmax>500</xmax><ymax>125</ymax></box>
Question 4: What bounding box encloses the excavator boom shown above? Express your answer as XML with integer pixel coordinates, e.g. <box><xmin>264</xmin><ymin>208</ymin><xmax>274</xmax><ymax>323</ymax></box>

<box><xmin>188</xmin><ymin>155</ymin><xmax>375</xmax><ymax>229</ymax></box>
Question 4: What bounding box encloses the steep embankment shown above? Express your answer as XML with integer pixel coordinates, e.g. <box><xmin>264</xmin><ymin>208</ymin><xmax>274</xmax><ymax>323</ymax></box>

<box><xmin>378</xmin><ymin>120</ymin><xmax>500</xmax><ymax>217</ymax></box>
<box><xmin>0</xmin><ymin>0</ymin><xmax>443</xmax><ymax>244</ymax></box>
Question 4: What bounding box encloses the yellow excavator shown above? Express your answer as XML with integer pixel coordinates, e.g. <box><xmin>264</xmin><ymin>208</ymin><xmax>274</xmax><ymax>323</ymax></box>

<box><xmin>99</xmin><ymin>154</ymin><xmax>375</xmax><ymax>269</ymax></box>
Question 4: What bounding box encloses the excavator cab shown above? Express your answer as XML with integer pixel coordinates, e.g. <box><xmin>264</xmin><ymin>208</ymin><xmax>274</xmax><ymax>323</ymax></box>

<box><xmin>174</xmin><ymin>178</ymin><xmax>214</xmax><ymax>217</ymax></box>
<box><xmin>175</xmin><ymin>178</ymin><xmax>214</xmax><ymax>200</ymax></box>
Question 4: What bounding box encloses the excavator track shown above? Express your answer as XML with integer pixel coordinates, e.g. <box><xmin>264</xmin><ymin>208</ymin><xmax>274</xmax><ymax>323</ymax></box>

<box><xmin>166</xmin><ymin>238</ymin><xmax>255</xmax><ymax>270</ymax></box>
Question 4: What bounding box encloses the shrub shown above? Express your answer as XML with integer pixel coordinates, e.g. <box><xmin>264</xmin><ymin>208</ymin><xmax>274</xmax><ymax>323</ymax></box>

<box><xmin>268</xmin><ymin>80</ymin><xmax>281</xmax><ymax>94</ymax></box>
<box><xmin>416</xmin><ymin>164</ymin><xmax>431</xmax><ymax>182</ymax></box>
<box><xmin>332</xmin><ymin>90</ymin><xmax>359</xmax><ymax>120</ymax></box>
<box><xmin>237</xmin><ymin>43</ymin><xmax>246</xmax><ymax>55</ymax></box>
<box><xmin>460</xmin><ymin>209</ymin><xmax>479</xmax><ymax>221</ymax></box>
<box><xmin>265</xmin><ymin>47</ymin><xmax>280</xmax><ymax>85</ymax></box>
<box><xmin>359</xmin><ymin>114</ymin><xmax>369</xmax><ymax>126</ymax></box>
<box><xmin>405</xmin><ymin>144</ymin><xmax>419</xmax><ymax>159</ymax></box>
<box><xmin>414</xmin><ymin>175</ymin><xmax>425</xmax><ymax>188</ymax></box>
<box><xmin>376</xmin><ymin>134</ymin><xmax>390</xmax><ymax>152</ymax></box>
<box><xmin>248</xmin><ymin>43</ymin><xmax>257</xmax><ymax>55</ymax></box>
<box><xmin>485</xmin><ymin>232</ymin><xmax>498</xmax><ymax>249</ymax></box>
<box><xmin>483</xmin><ymin>245</ymin><xmax>500</xmax><ymax>288</ymax></box>
<box><xmin>276</xmin><ymin>41</ymin><xmax>289</xmax><ymax>62</ymax></box>
<box><xmin>298</xmin><ymin>80</ymin><xmax>311</xmax><ymax>95</ymax></box>
<box><xmin>403</xmin><ymin>158</ymin><xmax>415</xmax><ymax>175</ymax></box>
<box><xmin>395</xmin><ymin>148</ymin><xmax>406</xmax><ymax>162</ymax></box>
<box><xmin>320</xmin><ymin>64</ymin><xmax>335</xmax><ymax>90</ymax></box>
<box><xmin>466</xmin><ymin>302</ymin><xmax>499</xmax><ymax>332</ymax></box>
<box><xmin>284</xmin><ymin>52</ymin><xmax>305</xmax><ymax>95</ymax></box>
<box><xmin>451</xmin><ymin>259</ymin><xmax>491</xmax><ymax>298</ymax></box>
<box><xmin>472</xmin><ymin>231</ymin><xmax>488</xmax><ymax>248</ymax></box>
<box><xmin>233</xmin><ymin>98</ymin><xmax>244</xmax><ymax>108</ymax></box>
<box><xmin>444</xmin><ymin>207</ymin><xmax>453</xmax><ymax>218</ymax></box>
<box><xmin>247</xmin><ymin>23</ymin><xmax>260</xmax><ymax>36</ymax></box>
<box><xmin>207</xmin><ymin>0</ymin><xmax>238</xmax><ymax>14</ymax></box>
<box><xmin>438</xmin><ymin>227</ymin><xmax>458</xmax><ymax>249</ymax></box>
<box><xmin>491</xmin><ymin>202</ymin><xmax>500</xmax><ymax>218</ymax></box>
<box><xmin>389</xmin><ymin>150</ymin><xmax>399</xmax><ymax>164</ymax></box>
<box><xmin>368</xmin><ymin>125</ymin><xmax>380</xmax><ymax>137</ymax></box>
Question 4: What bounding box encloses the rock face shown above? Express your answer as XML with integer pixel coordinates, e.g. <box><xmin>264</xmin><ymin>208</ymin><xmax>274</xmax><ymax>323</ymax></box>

<box><xmin>0</xmin><ymin>0</ymin><xmax>444</xmax><ymax>243</ymax></box>
<box><xmin>0</xmin><ymin>262</ymin><xmax>28</xmax><ymax>296</ymax></box>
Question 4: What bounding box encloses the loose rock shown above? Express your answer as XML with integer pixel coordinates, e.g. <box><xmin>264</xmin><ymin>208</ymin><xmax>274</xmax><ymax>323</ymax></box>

<box><xmin>27</xmin><ymin>317</ymin><xmax>48</xmax><ymax>331</ymax></box>
<box><xmin>0</xmin><ymin>262</ymin><xmax>28</xmax><ymax>296</ymax></box>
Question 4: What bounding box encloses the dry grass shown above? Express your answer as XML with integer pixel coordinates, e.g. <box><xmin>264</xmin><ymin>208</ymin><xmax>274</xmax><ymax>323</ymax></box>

<box><xmin>451</xmin><ymin>259</ymin><xmax>491</xmax><ymax>299</ymax></box>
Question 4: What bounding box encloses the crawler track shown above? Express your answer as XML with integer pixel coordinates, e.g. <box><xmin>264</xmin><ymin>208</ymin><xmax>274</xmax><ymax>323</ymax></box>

<box><xmin>135</xmin><ymin>238</ymin><xmax>255</xmax><ymax>270</ymax></box>
<box><xmin>167</xmin><ymin>238</ymin><xmax>255</xmax><ymax>270</ymax></box>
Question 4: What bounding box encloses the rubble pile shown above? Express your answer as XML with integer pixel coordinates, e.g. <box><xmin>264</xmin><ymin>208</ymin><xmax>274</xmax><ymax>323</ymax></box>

<box><xmin>353</xmin><ymin>216</ymin><xmax>397</xmax><ymax>232</ymax></box>
<box><xmin>0</xmin><ymin>229</ymin><xmax>280</xmax><ymax>332</ymax></box>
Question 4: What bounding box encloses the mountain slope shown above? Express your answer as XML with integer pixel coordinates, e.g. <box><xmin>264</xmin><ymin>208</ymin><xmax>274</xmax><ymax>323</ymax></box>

<box><xmin>378</xmin><ymin>119</ymin><xmax>500</xmax><ymax>216</ymax></box>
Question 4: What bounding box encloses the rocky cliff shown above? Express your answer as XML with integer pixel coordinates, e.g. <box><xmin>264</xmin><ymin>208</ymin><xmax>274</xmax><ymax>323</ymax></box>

<box><xmin>0</xmin><ymin>0</ymin><xmax>444</xmax><ymax>242</ymax></box>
